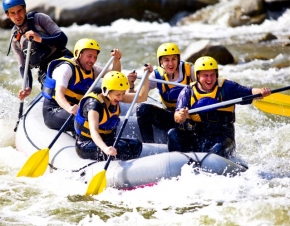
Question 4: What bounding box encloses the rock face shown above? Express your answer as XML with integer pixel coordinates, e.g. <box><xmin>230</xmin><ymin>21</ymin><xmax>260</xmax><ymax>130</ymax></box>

<box><xmin>1</xmin><ymin>0</ymin><xmax>289</xmax><ymax>29</ymax></box>
<box><xmin>178</xmin><ymin>0</ymin><xmax>290</xmax><ymax>27</ymax></box>
<box><xmin>0</xmin><ymin>0</ymin><xmax>218</xmax><ymax>28</ymax></box>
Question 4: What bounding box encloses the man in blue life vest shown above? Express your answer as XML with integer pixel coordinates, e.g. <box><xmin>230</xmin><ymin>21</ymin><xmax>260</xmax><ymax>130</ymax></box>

<box><xmin>42</xmin><ymin>38</ymin><xmax>122</xmax><ymax>132</ymax></box>
<box><xmin>128</xmin><ymin>42</ymin><xmax>195</xmax><ymax>143</ymax></box>
<box><xmin>3</xmin><ymin>0</ymin><xmax>72</xmax><ymax>100</ymax></box>
<box><xmin>168</xmin><ymin>56</ymin><xmax>271</xmax><ymax>157</ymax></box>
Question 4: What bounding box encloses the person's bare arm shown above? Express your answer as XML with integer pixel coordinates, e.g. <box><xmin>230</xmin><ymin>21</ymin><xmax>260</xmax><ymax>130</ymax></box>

<box><xmin>54</xmin><ymin>86</ymin><xmax>78</xmax><ymax>115</ymax></box>
<box><xmin>252</xmin><ymin>87</ymin><xmax>271</xmax><ymax>99</ymax></box>
<box><xmin>88</xmin><ymin>110</ymin><xmax>117</xmax><ymax>156</ymax></box>
<box><xmin>110</xmin><ymin>49</ymin><xmax>122</xmax><ymax>72</ymax></box>
<box><xmin>174</xmin><ymin>108</ymin><xmax>189</xmax><ymax>124</ymax></box>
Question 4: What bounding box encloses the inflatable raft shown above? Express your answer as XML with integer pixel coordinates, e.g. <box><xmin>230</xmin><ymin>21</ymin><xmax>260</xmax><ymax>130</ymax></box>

<box><xmin>15</xmin><ymin>93</ymin><xmax>248</xmax><ymax>190</ymax></box>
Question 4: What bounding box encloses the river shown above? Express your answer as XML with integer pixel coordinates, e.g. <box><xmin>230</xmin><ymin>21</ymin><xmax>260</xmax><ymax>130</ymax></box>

<box><xmin>1</xmin><ymin>1</ymin><xmax>290</xmax><ymax>225</ymax></box>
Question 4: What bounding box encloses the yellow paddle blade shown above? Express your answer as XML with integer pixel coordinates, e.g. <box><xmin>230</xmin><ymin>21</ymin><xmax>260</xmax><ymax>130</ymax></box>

<box><xmin>253</xmin><ymin>93</ymin><xmax>290</xmax><ymax>117</ymax></box>
<box><xmin>85</xmin><ymin>170</ymin><xmax>107</xmax><ymax>196</ymax></box>
<box><xmin>17</xmin><ymin>148</ymin><xmax>49</xmax><ymax>177</ymax></box>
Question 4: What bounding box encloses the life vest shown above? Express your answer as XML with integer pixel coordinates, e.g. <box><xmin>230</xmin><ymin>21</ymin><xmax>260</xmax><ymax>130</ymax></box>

<box><xmin>155</xmin><ymin>61</ymin><xmax>192</xmax><ymax>111</ymax></box>
<box><xmin>41</xmin><ymin>57</ymin><xmax>94</xmax><ymax>105</ymax></box>
<box><xmin>189</xmin><ymin>78</ymin><xmax>235</xmax><ymax>123</ymax></box>
<box><xmin>10</xmin><ymin>12</ymin><xmax>58</xmax><ymax>68</ymax></box>
<box><xmin>75</xmin><ymin>92</ymin><xmax>121</xmax><ymax>138</ymax></box>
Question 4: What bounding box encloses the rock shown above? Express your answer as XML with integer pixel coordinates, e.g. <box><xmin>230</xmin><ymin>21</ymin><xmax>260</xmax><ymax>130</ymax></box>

<box><xmin>258</xmin><ymin>33</ymin><xmax>278</xmax><ymax>42</ymax></box>
<box><xmin>182</xmin><ymin>40</ymin><xmax>235</xmax><ymax>65</ymax></box>
<box><xmin>228</xmin><ymin>0</ymin><xmax>267</xmax><ymax>27</ymax></box>
<box><xmin>240</xmin><ymin>0</ymin><xmax>265</xmax><ymax>17</ymax></box>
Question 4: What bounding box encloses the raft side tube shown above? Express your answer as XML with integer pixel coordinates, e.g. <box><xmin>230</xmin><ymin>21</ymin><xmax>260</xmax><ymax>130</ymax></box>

<box><xmin>192</xmin><ymin>153</ymin><xmax>248</xmax><ymax>177</ymax></box>
<box><xmin>85</xmin><ymin>152</ymin><xmax>248</xmax><ymax>189</ymax></box>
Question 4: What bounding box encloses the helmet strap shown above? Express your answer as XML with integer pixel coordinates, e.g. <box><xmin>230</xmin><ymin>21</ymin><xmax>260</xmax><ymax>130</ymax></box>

<box><xmin>76</xmin><ymin>58</ymin><xmax>85</xmax><ymax>71</ymax></box>
<box><xmin>102</xmin><ymin>87</ymin><xmax>109</xmax><ymax>96</ymax></box>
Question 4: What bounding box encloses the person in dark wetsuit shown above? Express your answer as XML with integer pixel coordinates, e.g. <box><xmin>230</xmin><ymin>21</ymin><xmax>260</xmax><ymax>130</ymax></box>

<box><xmin>128</xmin><ymin>42</ymin><xmax>195</xmax><ymax>143</ymax></box>
<box><xmin>3</xmin><ymin>0</ymin><xmax>73</xmax><ymax>100</ymax></box>
<box><xmin>168</xmin><ymin>56</ymin><xmax>271</xmax><ymax>158</ymax></box>
<box><xmin>74</xmin><ymin>70</ymin><xmax>151</xmax><ymax>161</ymax></box>
<box><xmin>42</xmin><ymin>38</ymin><xmax>122</xmax><ymax>132</ymax></box>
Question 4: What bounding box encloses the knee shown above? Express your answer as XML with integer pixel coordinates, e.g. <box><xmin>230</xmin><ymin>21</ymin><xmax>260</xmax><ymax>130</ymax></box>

<box><xmin>209</xmin><ymin>138</ymin><xmax>235</xmax><ymax>158</ymax></box>
<box><xmin>117</xmin><ymin>138</ymin><xmax>142</xmax><ymax>160</ymax></box>
<box><xmin>167</xmin><ymin>128</ymin><xmax>176</xmax><ymax>141</ymax></box>
<box><xmin>167</xmin><ymin>128</ymin><xmax>179</xmax><ymax>152</ymax></box>
<box><xmin>136</xmin><ymin>103</ymin><xmax>152</xmax><ymax>118</ymax></box>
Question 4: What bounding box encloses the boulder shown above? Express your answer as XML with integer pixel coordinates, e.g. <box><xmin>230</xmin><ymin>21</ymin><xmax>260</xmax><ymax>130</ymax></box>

<box><xmin>182</xmin><ymin>40</ymin><xmax>235</xmax><ymax>65</ymax></box>
<box><xmin>258</xmin><ymin>33</ymin><xmax>278</xmax><ymax>42</ymax></box>
<box><xmin>228</xmin><ymin>0</ymin><xmax>267</xmax><ymax>27</ymax></box>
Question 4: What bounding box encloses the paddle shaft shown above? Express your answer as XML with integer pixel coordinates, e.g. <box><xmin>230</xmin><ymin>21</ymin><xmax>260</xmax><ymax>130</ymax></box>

<box><xmin>48</xmin><ymin>56</ymin><xmax>115</xmax><ymax>149</ymax></box>
<box><xmin>103</xmin><ymin>70</ymin><xmax>150</xmax><ymax>171</ymax></box>
<box><xmin>137</xmin><ymin>75</ymin><xmax>186</xmax><ymax>88</ymax></box>
<box><xmin>189</xmin><ymin>86</ymin><xmax>290</xmax><ymax>114</ymax></box>
<box><xmin>138</xmin><ymin>76</ymin><xmax>290</xmax><ymax>114</ymax></box>
<box><xmin>14</xmin><ymin>38</ymin><xmax>33</xmax><ymax>132</ymax></box>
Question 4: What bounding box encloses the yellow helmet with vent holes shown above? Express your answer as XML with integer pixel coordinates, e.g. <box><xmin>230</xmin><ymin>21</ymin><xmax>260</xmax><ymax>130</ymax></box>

<box><xmin>73</xmin><ymin>38</ymin><xmax>100</xmax><ymax>59</ymax></box>
<box><xmin>101</xmin><ymin>71</ymin><xmax>129</xmax><ymax>95</ymax></box>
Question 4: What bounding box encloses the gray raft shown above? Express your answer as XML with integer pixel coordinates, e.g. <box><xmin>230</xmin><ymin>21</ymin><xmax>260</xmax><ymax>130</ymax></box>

<box><xmin>15</xmin><ymin>93</ymin><xmax>248</xmax><ymax>190</ymax></box>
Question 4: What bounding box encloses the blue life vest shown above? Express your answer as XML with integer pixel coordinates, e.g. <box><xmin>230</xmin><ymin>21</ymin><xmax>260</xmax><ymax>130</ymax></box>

<box><xmin>75</xmin><ymin>92</ymin><xmax>121</xmax><ymax>138</ymax></box>
<box><xmin>155</xmin><ymin>61</ymin><xmax>192</xmax><ymax>111</ymax></box>
<box><xmin>42</xmin><ymin>57</ymin><xmax>94</xmax><ymax>105</ymax></box>
<box><xmin>189</xmin><ymin>79</ymin><xmax>235</xmax><ymax>123</ymax></box>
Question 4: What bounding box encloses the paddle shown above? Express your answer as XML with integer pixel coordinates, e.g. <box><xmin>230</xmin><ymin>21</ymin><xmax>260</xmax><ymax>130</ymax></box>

<box><xmin>17</xmin><ymin>56</ymin><xmax>115</xmax><ymax>177</ymax></box>
<box><xmin>253</xmin><ymin>93</ymin><xmax>290</xmax><ymax>117</ymax></box>
<box><xmin>137</xmin><ymin>75</ymin><xmax>186</xmax><ymax>88</ymax></box>
<box><xmin>188</xmin><ymin>86</ymin><xmax>290</xmax><ymax>114</ymax></box>
<box><xmin>138</xmin><ymin>76</ymin><xmax>290</xmax><ymax>116</ymax></box>
<box><xmin>14</xmin><ymin>37</ymin><xmax>33</xmax><ymax>132</ymax></box>
<box><xmin>85</xmin><ymin>69</ymin><xmax>150</xmax><ymax>196</ymax></box>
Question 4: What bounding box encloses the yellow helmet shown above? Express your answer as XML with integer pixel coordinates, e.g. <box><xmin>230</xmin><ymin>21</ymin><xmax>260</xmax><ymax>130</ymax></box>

<box><xmin>194</xmin><ymin>56</ymin><xmax>218</xmax><ymax>80</ymax></box>
<box><xmin>73</xmin><ymin>38</ymin><xmax>100</xmax><ymax>59</ymax></box>
<box><xmin>101</xmin><ymin>71</ymin><xmax>129</xmax><ymax>95</ymax></box>
<box><xmin>157</xmin><ymin>43</ymin><xmax>180</xmax><ymax>66</ymax></box>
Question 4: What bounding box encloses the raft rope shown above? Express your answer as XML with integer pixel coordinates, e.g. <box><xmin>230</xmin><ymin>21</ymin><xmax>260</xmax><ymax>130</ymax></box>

<box><xmin>48</xmin><ymin>159</ymin><xmax>98</xmax><ymax>174</ymax></box>
<box><xmin>22</xmin><ymin>93</ymin><xmax>43</xmax><ymax>150</ymax></box>
<box><xmin>180</xmin><ymin>152</ymin><xmax>212</xmax><ymax>167</ymax></box>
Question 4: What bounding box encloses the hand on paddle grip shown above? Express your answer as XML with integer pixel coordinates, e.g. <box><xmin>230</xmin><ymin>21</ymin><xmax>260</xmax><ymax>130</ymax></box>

<box><xmin>103</xmin><ymin>146</ymin><xmax>117</xmax><ymax>156</ymax></box>
<box><xmin>111</xmin><ymin>49</ymin><xmax>122</xmax><ymax>60</ymax></box>
<box><xmin>18</xmin><ymin>87</ymin><xmax>32</xmax><ymax>101</ymax></box>
<box><xmin>174</xmin><ymin>107</ymin><xmax>189</xmax><ymax>124</ymax></box>
<box><xmin>127</xmin><ymin>70</ymin><xmax>137</xmax><ymax>89</ymax></box>
<box><xmin>144</xmin><ymin>63</ymin><xmax>153</xmax><ymax>73</ymax></box>
<box><xmin>253</xmin><ymin>87</ymin><xmax>271</xmax><ymax>100</ymax></box>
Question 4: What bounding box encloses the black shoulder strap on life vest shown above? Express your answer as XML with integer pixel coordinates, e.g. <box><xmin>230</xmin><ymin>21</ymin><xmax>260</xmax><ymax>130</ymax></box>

<box><xmin>26</xmin><ymin>12</ymin><xmax>38</xmax><ymax>32</ymax></box>
<box><xmin>6</xmin><ymin>30</ymin><xmax>17</xmax><ymax>56</ymax></box>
